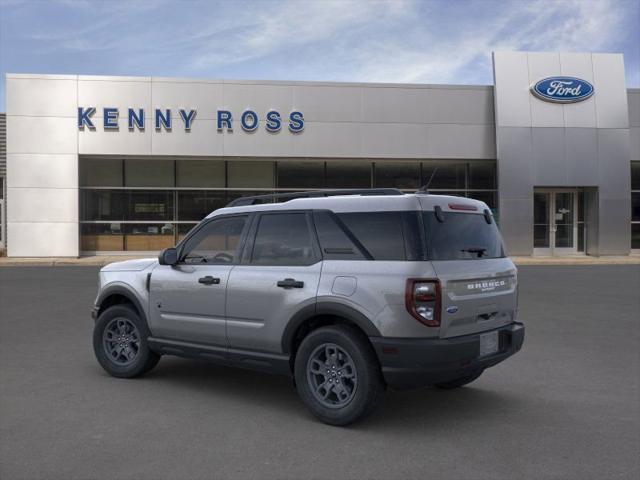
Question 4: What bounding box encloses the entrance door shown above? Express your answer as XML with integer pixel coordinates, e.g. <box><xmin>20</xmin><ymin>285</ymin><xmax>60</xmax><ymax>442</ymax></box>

<box><xmin>533</xmin><ymin>190</ymin><xmax>578</xmax><ymax>255</ymax></box>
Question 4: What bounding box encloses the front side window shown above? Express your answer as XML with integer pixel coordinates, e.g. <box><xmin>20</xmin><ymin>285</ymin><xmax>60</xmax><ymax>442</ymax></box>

<box><xmin>424</xmin><ymin>211</ymin><xmax>505</xmax><ymax>260</ymax></box>
<box><xmin>251</xmin><ymin>213</ymin><xmax>317</xmax><ymax>265</ymax></box>
<box><xmin>181</xmin><ymin>215</ymin><xmax>248</xmax><ymax>264</ymax></box>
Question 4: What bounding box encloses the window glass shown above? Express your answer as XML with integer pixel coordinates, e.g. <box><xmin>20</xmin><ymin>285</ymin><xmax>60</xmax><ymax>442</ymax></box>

<box><xmin>123</xmin><ymin>223</ymin><xmax>175</xmax><ymax>251</ymax></box>
<box><xmin>181</xmin><ymin>216</ymin><xmax>247</xmax><ymax>264</ymax></box>
<box><xmin>374</xmin><ymin>162</ymin><xmax>420</xmax><ymax>189</ymax></box>
<box><xmin>251</xmin><ymin>213</ymin><xmax>316</xmax><ymax>265</ymax></box>
<box><xmin>421</xmin><ymin>162</ymin><xmax>466</xmax><ymax>190</ymax></box>
<box><xmin>632</xmin><ymin>224</ymin><xmax>640</xmax><ymax>249</ymax></box>
<box><xmin>277</xmin><ymin>161</ymin><xmax>325</xmax><ymax>189</ymax></box>
<box><xmin>178</xmin><ymin>191</ymin><xmax>226</xmax><ymax>221</ymax></box>
<box><xmin>423</xmin><ymin>212</ymin><xmax>505</xmax><ymax>260</ymax></box>
<box><xmin>228</xmin><ymin>161</ymin><xmax>274</xmax><ymax>188</ymax></box>
<box><xmin>468</xmin><ymin>162</ymin><xmax>496</xmax><ymax>189</ymax></box>
<box><xmin>80</xmin><ymin>158</ymin><xmax>123</xmax><ymax>186</ymax></box>
<box><xmin>124</xmin><ymin>159</ymin><xmax>174</xmax><ymax>187</ymax></box>
<box><xmin>467</xmin><ymin>191</ymin><xmax>496</xmax><ymax>212</ymax></box>
<box><xmin>177</xmin><ymin>160</ymin><xmax>225</xmax><ymax>188</ymax></box>
<box><xmin>632</xmin><ymin>192</ymin><xmax>640</xmax><ymax>222</ymax></box>
<box><xmin>325</xmin><ymin>162</ymin><xmax>371</xmax><ymax>189</ymax></box>
<box><xmin>337</xmin><ymin>212</ymin><xmax>406</xmax><ymax>260</ymax></box>
<box><xmin>313</xmin><ymin>211</ymin><xmax>365</xmax><ymax>260</ymax></box>
<box><xmin>81</xmin><ymin>190</ymin><xmax>126</xmax><ymax>221</ymax></box>
<box><xmin>631</xmin><ymin>162</ymin><xmax>640</xmax><ymax>191</ymax></box>
<box><xmin>127</xmin><ymin>191</ymin><xmax>174</xmax><ymax>221</ymax></box>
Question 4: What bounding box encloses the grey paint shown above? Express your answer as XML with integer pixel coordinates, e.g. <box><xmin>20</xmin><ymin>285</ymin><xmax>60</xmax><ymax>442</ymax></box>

<box><xmin>493</xmin><ymin>51</ymin><xmax>632</xmax><ymax>256</ymax></box>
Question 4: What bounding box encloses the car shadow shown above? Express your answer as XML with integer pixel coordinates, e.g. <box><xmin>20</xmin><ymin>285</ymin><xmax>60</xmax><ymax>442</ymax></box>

<box><xmin>132</xmin><ymin>356</ymin><xmax>530</xmax><ymax>432</ymax></box>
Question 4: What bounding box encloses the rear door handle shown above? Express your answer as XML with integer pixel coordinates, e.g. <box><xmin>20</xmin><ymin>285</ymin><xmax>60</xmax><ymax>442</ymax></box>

<box><xmin>277</xmin><ymin>278</ymin><xmax>304</xmax><ymax>288</ymax></box>
<box><xmin>198</xmin><ymin>276</ymin><xmax>220</xmax><ymax>285</ymax></box>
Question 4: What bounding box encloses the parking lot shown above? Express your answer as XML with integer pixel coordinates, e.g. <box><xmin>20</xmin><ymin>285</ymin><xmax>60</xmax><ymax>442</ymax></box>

<box><xmin>0</xmin><ymin>265</ymin><xmax>638</xmax><ymax>480</ymax></box>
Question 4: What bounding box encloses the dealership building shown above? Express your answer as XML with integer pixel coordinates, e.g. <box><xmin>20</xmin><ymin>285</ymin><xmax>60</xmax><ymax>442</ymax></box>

<box><xmin>1</xmin><ymin>51</ymin><xmax>639</xmax><ymax>257</ymax></box>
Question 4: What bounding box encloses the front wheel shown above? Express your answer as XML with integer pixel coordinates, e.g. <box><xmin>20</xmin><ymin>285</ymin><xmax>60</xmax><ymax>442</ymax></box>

<box><xmin>294</xmin><ymin>325</ymin><xmax>384</xmax><ymax>426</ymax></box>
<box><xmin>93</xmin><ymin>304</ymin><xmax>160</xmax><ymax>378</ymax></box>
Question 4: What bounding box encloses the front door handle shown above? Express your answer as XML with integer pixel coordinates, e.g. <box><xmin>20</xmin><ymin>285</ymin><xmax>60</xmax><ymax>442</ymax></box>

<box><xmin>198</xmin><ymin>276</ymin><xmax>220</xmax><ymax>285</ymax></box>
<box><xmin>277</xmin><ymin>278</ymin><xmax>304</xmax><ymax>288</ymax></box>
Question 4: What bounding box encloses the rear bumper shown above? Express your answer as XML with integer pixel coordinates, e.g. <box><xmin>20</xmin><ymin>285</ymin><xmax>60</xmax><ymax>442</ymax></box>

<box><xmin>370</xmin><ymin>322</ymin><xmax>524</xmax><ymax>390</ymax></box>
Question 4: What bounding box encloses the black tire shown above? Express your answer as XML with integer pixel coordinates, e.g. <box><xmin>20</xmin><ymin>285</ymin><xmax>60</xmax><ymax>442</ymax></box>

<box><xmin>93</xmin><ymin>304</ymin><xmax>160</xmax><ymax>378</ymax></box>
<box><xmin>294</xmin><ymin>325</ymin><xmax>384</xmax><ymax>426</ymax></box>
<box><xmin>434</xmin><ymin>369</ymin><xmax>483</xmax><ymax>389</ymax></box>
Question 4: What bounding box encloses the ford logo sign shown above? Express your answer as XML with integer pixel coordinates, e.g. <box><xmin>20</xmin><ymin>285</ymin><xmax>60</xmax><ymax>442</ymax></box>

<box><xmin>446</xmin><ymin>306</ymin><xmax>459</xmax><ymax>314</ymax></box>
<box><xmin>531</xmin><ymin>76</ymin><xmax>594</xmax><ymax>103</ymax></box>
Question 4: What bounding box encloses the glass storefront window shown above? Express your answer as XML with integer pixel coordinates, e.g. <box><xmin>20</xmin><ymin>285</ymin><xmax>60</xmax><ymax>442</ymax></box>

<box><xmin>80</xmin><ymin>158</ymin><xmax>123</xmax><ymax>186</ymax></box>
<box><xmin>421</xmin><ymin>162</ymin><xmax>466</xmax><ymax>190</ymax></box>
<box><xmin>277</xmin><ymin>161</ymin><xmax>325</xmax><ymax>189</ymax></box>
<box><xmin>374</xmin><ymin>162</ymin><xmax>420</xmax><ymax>190</ymax></box>
<box><xmin>632</xmin><ymin>192</ymin><xmax>640</xmax><ymax>222</ymax></box>
<box><xmin>632</xmin><ymin>224</ymin><xmax>640</xmax><ymax>250</ymax></box>
<box><xmin>228</xmin><ymin>161</ymin><xmax>274</xmax><ymax>188</ymax></box>
<box><xmin>178</xmin><ymin>191</ymin><xmax>226</xmax><ymax>221</ymax></box>
<box><xmin>177</xmin><ymin>160</ymin><xmax>225</xmax><ymax>188</ymax></box>
<box><xmin>468</xmin><ymin>162</ymin><xmax>496</xmax><ymax>189</ymax></box>
<box><xmin>125</xmin><ymin>159</ymin><xmax>175</xmax><ymax>187</ymax></box>
<box><xmin>79</xmin><ymin>157</ymin><xmax>499</xmax><ymax>252</ymax></box>
<box><xmin>325</xmin><ymin>162</ymin><xmax>371</xmax><ymax>189</ymax></box>
<box><xmin>631</xmin><ymin>162</ymin><xmax>640</xmax><ymax>191</ymax></box>
<box><xmin>81</xmin><ymin>190</ymin><xmax>126</xmax><ymax>221</ymax></box>
<box><xmin>127</xmin><ymin>190</ymin><xmax>174</xmax><ymax>221</ymax></box>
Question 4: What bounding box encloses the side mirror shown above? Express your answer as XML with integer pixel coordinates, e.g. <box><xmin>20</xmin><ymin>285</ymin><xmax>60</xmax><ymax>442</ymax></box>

<box><xmin>158</xmin><ymin>247</ymin><xmax>178</xmax><ymax>266</ymax></box>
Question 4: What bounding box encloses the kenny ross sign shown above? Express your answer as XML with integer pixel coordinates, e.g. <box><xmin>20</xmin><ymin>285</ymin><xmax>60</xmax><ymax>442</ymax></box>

<box><xmin>78</xmin><ymin>107</ymin><xmax>304</xmax><ymax>133</ymax></box>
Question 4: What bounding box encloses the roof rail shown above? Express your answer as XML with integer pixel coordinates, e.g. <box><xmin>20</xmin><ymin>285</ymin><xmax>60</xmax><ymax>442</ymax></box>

<box><xmin>226</xmin><ymin>188</ymin><xmax>404</xmax><ymax>207</ymax></box>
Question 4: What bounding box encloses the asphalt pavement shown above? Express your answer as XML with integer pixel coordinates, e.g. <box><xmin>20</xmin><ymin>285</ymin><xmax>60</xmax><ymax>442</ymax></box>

<box><xmin>0</xmin><ymin>265</ymin><xmax>638</xmax><ymax>480</ymax></box>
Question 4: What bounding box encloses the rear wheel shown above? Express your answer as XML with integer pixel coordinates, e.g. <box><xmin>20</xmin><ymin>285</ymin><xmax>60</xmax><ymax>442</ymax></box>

<box><xmin>93</xmin><ymin>304</ymin><xmax>160</xmax><ymax>378</ymax></box>
<box><xmin>434</xmin><ymin>369</ymin><xmax>483</xmax><ymax>389</ymax></box>
<box><xmin>294</xmin><ymin>325</ymin><xmax>384</xmax><ymax>426</ymax></box>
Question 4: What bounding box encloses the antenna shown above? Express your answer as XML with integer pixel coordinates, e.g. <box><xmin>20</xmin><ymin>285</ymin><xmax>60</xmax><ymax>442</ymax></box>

<box><xmin>417</xmin><ymin>167</ymin><xmax>438</xmax><ymax>193</ymax></box>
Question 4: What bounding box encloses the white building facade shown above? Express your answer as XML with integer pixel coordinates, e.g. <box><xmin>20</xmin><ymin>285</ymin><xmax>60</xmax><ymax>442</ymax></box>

<box><xmin>3</xmin><ymin>51</ymin><xmax>640</xmax><ymax>257</ymax></box>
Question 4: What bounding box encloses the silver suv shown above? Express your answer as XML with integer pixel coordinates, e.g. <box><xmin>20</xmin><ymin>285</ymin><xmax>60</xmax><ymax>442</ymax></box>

<box><xmin>92</xmin><ymin>189</ymin><xmax>524</xmax><ymax>425</ymax></box>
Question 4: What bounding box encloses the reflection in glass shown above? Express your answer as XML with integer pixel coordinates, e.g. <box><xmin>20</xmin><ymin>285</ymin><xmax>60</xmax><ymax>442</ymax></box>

<box><xmin>326</xmin><ymin>162</ymin><xmax>371</xmax><ymax>189</ymax></box>
<box><xmin>374</xmin><ymin>162</ymin><xmax>420</xmax><ymax>189</ymax></box>
<box><xmin>277</xmin><ymin>161</ymin><xmax>325</xmax><ymax>189</ymax></box>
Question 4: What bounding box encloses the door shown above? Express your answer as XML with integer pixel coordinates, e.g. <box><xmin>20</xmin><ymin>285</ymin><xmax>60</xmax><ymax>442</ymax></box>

<box><xmin>148</xmin><ymin>214</ymin><xmax>250</xmax><ymax>346</ymax></box>
<box><xmin>533</xmin><ymin>189</ymin><xmax>578</xmax><ymax>255</ymax></box>
<box><xmin>226</xmin><ymin>211</ymin><xmax>322</xmax><ymax>354</ymax></box>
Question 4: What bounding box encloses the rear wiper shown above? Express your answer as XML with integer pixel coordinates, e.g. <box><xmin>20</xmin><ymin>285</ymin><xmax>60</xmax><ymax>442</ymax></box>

<box><xmin>461</xmin><ymin>248</ymin><xmax>487</xmax><ymax>258</ymax></box>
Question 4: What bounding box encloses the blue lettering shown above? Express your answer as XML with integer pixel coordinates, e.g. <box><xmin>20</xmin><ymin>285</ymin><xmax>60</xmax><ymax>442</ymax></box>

<box><xmin>179</xmin><ymin>109</ymin><xmax>197</xmax><ymax>130</ymax></box>
<box><xmin>155</xmin><ymin>109</ymin><xmax>172</xmax><ymax>130</ymax></box>
<box><xmin>217</xmin><ymin>110</ymin><xmax>233</xmax><ymax>131</ymax></box>
<box><xmin>78</xmin><ymin>107</ymin><xmax>96</xmax><ymax>129</ymax></box>
<box><xmin>103</xmin><ymin>108</ymin><xmax>119</xmax><ymax>129</ymax></box>
<box><xmin>241</xmin><ymin>110</ymin><xmax>259</xmax><ymax>132</ymax></box>
<box><xmin>128</xmin><ymin>108</ymin><xmax>145</xmax><ymax>130</ymax></box>
<box><xmin>288</xmin><ymin>111</ymin><xmax>304</xmax><ymax>133</ymax></box>
<box><xmin>265</xmin><ymin>110</ymin><xmax>281</xmax><ymax>132</ymax></box>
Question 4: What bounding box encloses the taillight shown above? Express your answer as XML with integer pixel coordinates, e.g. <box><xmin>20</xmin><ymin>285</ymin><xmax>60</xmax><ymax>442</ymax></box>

<box><xmin>405</xmin><ymin>279</ymin><xmax>441</xmax><ymax>327</ymax></box>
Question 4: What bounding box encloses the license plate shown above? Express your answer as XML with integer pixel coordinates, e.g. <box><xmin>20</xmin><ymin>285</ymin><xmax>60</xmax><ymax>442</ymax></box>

<box><xmin>479</xmin><ymin>331</ymin><xmax>499</xmax><ymax>357</ymax></box>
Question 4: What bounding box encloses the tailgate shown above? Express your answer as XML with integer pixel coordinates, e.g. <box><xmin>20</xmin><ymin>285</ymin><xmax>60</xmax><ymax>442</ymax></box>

<box><xmin>432</xmin><ymin>258</ymin><xmax>517</xmax><ymax>338</ymax></box>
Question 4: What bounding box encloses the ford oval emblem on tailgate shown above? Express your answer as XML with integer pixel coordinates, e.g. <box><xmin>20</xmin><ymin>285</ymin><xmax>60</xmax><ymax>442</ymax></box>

<box><xmin>446</xmin><ymin>306</ymin><xmax>459</xmax><ymax>314</ymax></box>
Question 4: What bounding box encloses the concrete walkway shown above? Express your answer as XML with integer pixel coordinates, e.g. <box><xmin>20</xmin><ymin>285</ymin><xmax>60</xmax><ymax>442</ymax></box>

<box><xmin>1</xmin><ymin>254</ymin><xmax>639</xmax><ymax>266</ymax></box>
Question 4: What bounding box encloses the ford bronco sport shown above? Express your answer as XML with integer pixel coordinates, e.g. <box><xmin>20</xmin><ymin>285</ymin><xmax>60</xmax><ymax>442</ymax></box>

<box><xmin>92</xmin><ymin>189</ymin><xmax>524</xmax><ymax>425</ymax></box>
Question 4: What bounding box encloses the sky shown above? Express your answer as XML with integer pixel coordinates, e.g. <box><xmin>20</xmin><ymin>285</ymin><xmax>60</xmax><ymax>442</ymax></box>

<box><xmin>0</xmin><ymin>0</ymin><xmax>639</xmax><ymax>111</ymax></box>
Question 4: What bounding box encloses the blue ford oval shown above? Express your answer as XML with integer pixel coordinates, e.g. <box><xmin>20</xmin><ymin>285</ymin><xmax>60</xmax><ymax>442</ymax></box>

<box><xmin>531</xmin><ymin>76</ymin><xmax>594</xmax><ymax>103</ymax></box>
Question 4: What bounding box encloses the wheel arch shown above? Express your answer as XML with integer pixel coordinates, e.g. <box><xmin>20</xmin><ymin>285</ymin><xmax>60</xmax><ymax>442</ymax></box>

<box><xmin>282</xmin><ymin>302</ymin><xmax>381</xmax><ymax>358</ymax></box>
<box><xmin>96</xmin><ymin>284</ymin><xmax>147</xmax><ymax>325</ymax></box>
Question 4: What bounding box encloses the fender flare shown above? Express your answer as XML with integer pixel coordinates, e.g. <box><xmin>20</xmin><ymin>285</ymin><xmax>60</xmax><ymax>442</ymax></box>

<box><xmin>96</xmin><ymin>284</ymin><xmax>148</xmax><ymax>324</ymax></box>
<box><xmin>281</xmin><ymin>301</ymin><xmax>381</xmax><ymax>354</ymax></box>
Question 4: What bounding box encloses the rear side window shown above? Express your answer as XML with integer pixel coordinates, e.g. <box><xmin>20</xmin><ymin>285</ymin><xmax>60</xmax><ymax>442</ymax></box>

<box><xmin>424</xmin><ymin>212</ymin><xmax>505</xmax><ymax>260</ymax></box>
<box><xmin>251</xmin><ymin>213</ymin><xmax>318</xmax><ymax>266</ymax></box>
<box><xmin>336</xmin><ymin>212</ymin><xmax>420</xmax><ymax>261</ymax></box>
<box><xmin>313</xmin><ymin>211</ymin><xmax>366</xmax><ymax>260</ymax></box>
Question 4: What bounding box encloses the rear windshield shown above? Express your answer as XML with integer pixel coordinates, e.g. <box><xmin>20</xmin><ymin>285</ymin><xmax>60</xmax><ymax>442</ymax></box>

<box><xmin>423</xmin><ymin>211</ymin><xmax>505</xmax><ymax>260</ymax></box>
